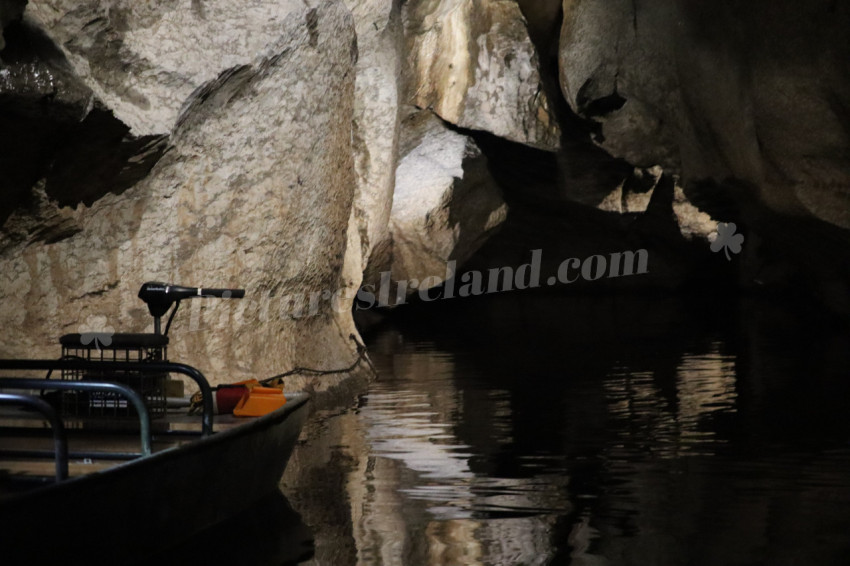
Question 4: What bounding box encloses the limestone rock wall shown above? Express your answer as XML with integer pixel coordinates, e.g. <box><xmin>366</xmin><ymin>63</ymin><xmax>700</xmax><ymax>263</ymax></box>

<box><xmin>559</xmin><ymin>0</ymin><xmax>850</xmax><ymax>229</ymax></box>
<box><xmin>0</xmin><ymin>0</ymin><xmax>363</xmax><ymax>383</ymax></box>
<box><xmin>341</xmin><ymin>0</ymin><xmax>403</xmax><ymax>295</ymax></box>
<box><xmin>345</xmin><ymin>0</ymin><xmax>566</xmax><ymax>300</ymax></box>
<box><xmin>4</xmin><ymin>0</ymin><xmax>850</xmax><ymax>374</ymax></box>
<box><xmin>1</xmin><ymin>0</ymin><xmax>562</xmax><ymax>378</ymax></box>
<box><xmin>403</xmin><ymin>0</ymin><xmax>561</xmax><ymax>150</ymax></box>
<box><xmin>553</xmin><ymin>0</ymin><xmax>850</xmax><ymax>312</ymax></box>
<box><xmin>381</xmin><ymin>108</ymin><xmax>508</xmax><ymax>288</ymax></box>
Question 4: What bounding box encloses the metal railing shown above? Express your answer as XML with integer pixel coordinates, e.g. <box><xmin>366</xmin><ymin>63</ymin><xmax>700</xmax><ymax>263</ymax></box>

<box><xmin>0</xmin><ymin>378</ymin><xmax>152</xmax><ymax>456</ymax></box>
<box><xmin>0</xmin><ymin>358</ymin><xmax>215</xmax><ymax>484</ymax></box>
<box><xmin>0</xmin><ymin>359</ymin><xmax>214</xmax><ymax>435</ymax></box>
<box><xmin>0</xmin><ymin>392</ymin><xmax>68</xmax><ymax>481</ymax></box>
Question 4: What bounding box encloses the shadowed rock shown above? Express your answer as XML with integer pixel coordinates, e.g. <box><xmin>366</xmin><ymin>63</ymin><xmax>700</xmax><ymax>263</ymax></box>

<box><xmin>559</xmin><ymin>0</ymin><xmax>850</xmax><ymax>229</ymax></box>
<box><xmin>0</xmin><ymin>18</ymin><xmax>166</xmax><ymax>227</ymax></box>
<box><xmin>365</xmin><ymin>109</ymin><xmax>508</xmax><ymax>294</ymax></box>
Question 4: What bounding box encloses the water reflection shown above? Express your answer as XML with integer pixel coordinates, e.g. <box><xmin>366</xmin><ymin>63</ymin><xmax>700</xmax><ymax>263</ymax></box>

<box><xmin>354</xmin><ymin>343</ymin><xmax>568</xmax><ymax>565</ymax></box>
<box><xmin>284</xmin><ymin>293</ymin><xmax>850</xmax><ymax>565</ymax></box>
<box><xmin>603</xmin><ymin>345</ymin><xmax>738</xmax><ymax>459</ymax></box>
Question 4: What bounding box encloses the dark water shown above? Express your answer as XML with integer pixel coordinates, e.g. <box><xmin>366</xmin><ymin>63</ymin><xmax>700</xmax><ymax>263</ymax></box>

<box><xmin>283</xmin><ymin>292</ymin><xmax>850</xmax><ymax>566</ymax></box>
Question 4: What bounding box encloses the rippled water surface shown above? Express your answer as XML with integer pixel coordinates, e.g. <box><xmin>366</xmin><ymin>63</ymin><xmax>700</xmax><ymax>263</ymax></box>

<box><xmin>283</xmin><ymin>293</ymin><xmax>850</xmax><ymax>566</ymax></box>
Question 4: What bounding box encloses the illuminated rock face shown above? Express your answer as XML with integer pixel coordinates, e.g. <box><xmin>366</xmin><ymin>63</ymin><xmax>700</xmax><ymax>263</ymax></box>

<box><xmin>350</xmin><ymin>0</ymin><xmax>555</xmax><ymax>297</ymax></box>
<box><xmin>402</xmin><ymin>0</ymin><xmax>561</xmax><ymax>151</ymax></box>
<box><xmin>0</xmin><ymin>0</ymin><xmax>364</xmax><ymax>383</ymax></box>
<box><xmin>3</xmin><ymin>0</ymin><xmax>850</xmax><ymax>367</ymax></box>
<box><xmin>377</xmin><ymin>109</ymin><xmax>508</xmax><ymax>290</ymax></box>
<box><xmin>0</xmin><ymin>0</ymin><xmax>533</xmax><ymax>357</ymax></box>
<box><xmin>340</xmin><ymin>0</ymin><xmax>402</xmax><ymax>299</ymax></box>
<box><xmin>0</xmin><ymin>0</ymin><xmax>529</xmax><ymax>378</ymax></box>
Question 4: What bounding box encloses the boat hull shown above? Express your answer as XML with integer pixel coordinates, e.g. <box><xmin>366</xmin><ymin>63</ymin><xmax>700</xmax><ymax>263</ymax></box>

<box><xmin>0</xmin><ymin>393</ymin><xmax>310</xmax><ymax>565</ymax></box>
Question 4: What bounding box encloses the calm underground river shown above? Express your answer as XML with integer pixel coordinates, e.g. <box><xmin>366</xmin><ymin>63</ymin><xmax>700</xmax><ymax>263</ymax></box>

<box><xmin>277</xmin><ymin>292</ymin><xmax>850</xmax><ymax>566</ymax></box>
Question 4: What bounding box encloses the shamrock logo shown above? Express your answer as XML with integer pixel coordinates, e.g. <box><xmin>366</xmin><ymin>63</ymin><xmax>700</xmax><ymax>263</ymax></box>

<box><xmin>79</xmin><ymin>315</ymin><xmax>115</xmax><ymax>351</ymax></box>
<box><xmin>710</xmin><ymin>222</ymin><xmax>745</xmax><ymax>261</ymax></box>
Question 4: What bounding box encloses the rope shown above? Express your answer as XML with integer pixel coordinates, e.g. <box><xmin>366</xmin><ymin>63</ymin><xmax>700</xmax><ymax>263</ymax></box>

<box><xmin>259</xmin><ymin>333</ymin><xmax>375</xmax><ymax>386</ymax></box>
<box><xmin>187</xmin><ymin>334</ymin><xmax>375</xmax><ymax>413</ymax></box>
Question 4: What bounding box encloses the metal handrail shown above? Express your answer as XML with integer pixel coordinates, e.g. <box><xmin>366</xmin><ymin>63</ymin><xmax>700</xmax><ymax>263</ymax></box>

<box><xmin>0</xmin><ymin>359</ymin><xmax>214</xmax><ymax>436</ymax></box>
<box><xmin>0</xmin><ymin>392</ymin><xmax>69</xmax><ymax>481</ymax></box>
<box><xmin>0</xmin><ymin>378</ymin><xmax>152</xmax><ymax>456</ymax></box>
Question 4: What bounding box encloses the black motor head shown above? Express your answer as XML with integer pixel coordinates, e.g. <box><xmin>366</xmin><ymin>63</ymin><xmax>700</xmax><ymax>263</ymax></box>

<box><xmin>138</xmin><ymin>282</ymin><xmax>187</xmax><ymax>318</ymax></box>
<box><xmin>138</xmin><ymin>282</ymin><xmax>245</xmax><ymax>318</ymax></box>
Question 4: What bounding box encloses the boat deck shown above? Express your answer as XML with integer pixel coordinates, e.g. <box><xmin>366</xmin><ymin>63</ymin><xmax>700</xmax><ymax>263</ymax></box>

<box><xmin>0</xmin><ymin>385</ymin><xmax>310</xmax><ymax>564</ymax></box>
<box><xmin>0</xmin><ymin>402</ymin><xmax>253</xmax><ymax>495</ymax></box>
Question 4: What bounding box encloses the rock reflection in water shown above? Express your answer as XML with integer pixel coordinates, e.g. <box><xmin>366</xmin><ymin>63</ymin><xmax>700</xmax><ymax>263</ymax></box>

<box><xmin>356</xmin><ymin>347</ymin><xmax>567</xmax><ymax>565</ymax></box>
<box><xmin>603</xmin><ymin>344</ymin><xmax>738</xmax><ymax>459</ymax></box>
<box><xmin>283</xmin><ymin>293</ymin><xmax>850</xmax><ymax>566</ymax></box>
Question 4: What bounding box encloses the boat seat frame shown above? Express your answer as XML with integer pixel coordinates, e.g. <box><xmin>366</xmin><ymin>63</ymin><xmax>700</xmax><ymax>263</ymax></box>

<box><xmin>0</xmin><ymin>359</ymin><xmax>215</xmax><ymax>485</ymax></box>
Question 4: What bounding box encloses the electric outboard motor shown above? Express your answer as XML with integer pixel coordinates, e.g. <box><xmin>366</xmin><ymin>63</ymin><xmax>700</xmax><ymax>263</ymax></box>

<box><xmin>138</xmin><ymin>282</ymin><xmax>245</xmax><ymax>335</ymax></box>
